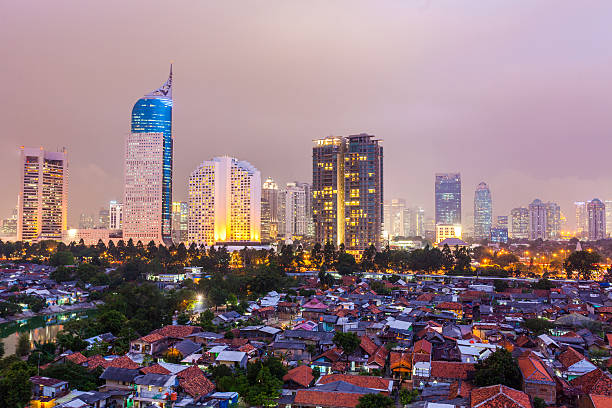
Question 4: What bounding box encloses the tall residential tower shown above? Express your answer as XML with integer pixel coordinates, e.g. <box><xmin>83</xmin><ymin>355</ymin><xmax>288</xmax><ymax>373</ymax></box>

<box><xmin>17</xmin><ymin>147</ymin><xmax>68</xmax><ymax>242</ymax></box>
<box><xmin>473</xmin><ymin>182</ymin><xmax>492</xmax><ymax>241</ymax></box>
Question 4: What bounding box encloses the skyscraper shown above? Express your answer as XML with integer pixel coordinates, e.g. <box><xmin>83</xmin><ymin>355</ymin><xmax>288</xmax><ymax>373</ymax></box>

<box><xmin>435</xmin><ymin>173</ymin><xmax>461</xmax><ymax>225</ymax></box>
<box><xmin>384</xmin><ymin>199</ymin><xmax>406</xmax><ymax>238</ymax></box>
<box><xmin>312</xmin><ymin>134</ymin><xmax>383</xmax><ymax>252</ymax></box>
<box><xmin>109</xmin><ymin>201</ymin><xmax>123</xmax><ymax>230</ymax></box>
<box><xmin>262</xmin><ymin>178</ymin><xmax>280</xmax><ymax>239</ymax></box>
<box><xmin>606</xmin><ymin>200</ymin><xmax>612</xmax><ymax>238</ymax></box>
<box><xmin>587</xmin><ymin>198</ymin><xmax>606</xmax><ymax>241</ymax></box>
<box><xmin>545</xmin><ymin>202</ymin><xmax>561</xmax><ymax>240</ymax></box>
<box><xmin>283</xmin><ymin>182</ymin><xmax>310</xmax><ymax>237</ymax></box>
<box><xmin>528</xmin><ymin>199</ymin><xmax>547</xmax><ymax>240</ymax></box>
<box><xmin>510</xmin><ymin>207</ymin><xmax>529</xmax><ymax>239</ymax></box>
<box><xmin>188</xmin><ymin>156</ymin><xmax>261</xmax><ymax>246</ymax></box>
<box><xmin>18</xmin><ymin>147</ymin><xmax>68</xmax><ymax>242</ymax></box>
<box><xmin>574</xmin><ymin>201</ymin><xmax>588</xmax><ymax>237</ymax></box>
<box><xmin>171</xmin><ymin>201</ymin><xmax>188</xmax><ymax>244</ymax></box>
<box><xmin>124</xmin><ymin>66</ymin><xmax>173</xmax><ymax>244</ymax></box>
<box><xmin>473</xmin><ymin>182</ymin><xmax>492</xmax><ymax>241</ymax></box>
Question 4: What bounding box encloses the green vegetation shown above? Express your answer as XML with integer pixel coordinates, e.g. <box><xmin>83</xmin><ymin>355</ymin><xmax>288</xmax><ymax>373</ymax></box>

<box><xmin>522</xmin><ymin>318</ymin><xmax>554</xmax><ymax>335</ymax></box>
<box><xmin>332</xmin><ymin>332</ymin><xmax>360</xmax><ymax>359</ymax></box>
<box><xmin>41</xmin><ymin>361</ymin><xmax>104</xmax><ymax>391</ymax></box>
<box><xmin>473</xmin><ymin>349</ymin><xmax>522</xmax><ymax>390</ymax></box>
<box><xmin>564</xmin><ymin>250</ymin><xmax>602</xmax><ymax>280</ymax></box>
<box><xmin>0</xmin><ymin>356</ymin><xmax>34</xmax><ymax>408</ymax></box>
<box><xmin>357</xmin><ymin>393</ymin><xmax>394</xmax><ymax>408</ymax></box>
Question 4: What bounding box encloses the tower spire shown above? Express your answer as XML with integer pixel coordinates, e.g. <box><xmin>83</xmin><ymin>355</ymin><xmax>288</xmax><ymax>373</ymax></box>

<box><xmin>145</xmin><ymin>65</ymin><xmax>173</xmax><ymax>99</ymax></box>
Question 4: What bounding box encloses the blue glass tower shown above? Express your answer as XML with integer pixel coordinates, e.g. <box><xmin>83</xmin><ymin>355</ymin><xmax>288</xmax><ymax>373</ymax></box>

<box><xmin>131</xmin><ymin>66</ymin><xmax>173</xmax><ymax>241</ymax></box>
<box><xmin>435</xmin><ymin>173</ymin><xmax>461</xmax><ymax>225</ymax></box>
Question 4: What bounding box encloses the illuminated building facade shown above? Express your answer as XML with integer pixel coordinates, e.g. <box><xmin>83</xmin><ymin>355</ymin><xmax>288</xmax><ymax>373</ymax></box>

<box><xmin>128</xmin><ymin>65</ymin><xmax>173</xmax><ymax>242</ymax></box>
<box><xmin>491</xmin><ymin>226</ymin><xmax>508</xmax><ymax>243</ymax></box>
<box><xmin>545</xmin><ymin>202</ymin><xmax>561</xmax><ymax>239</ymax></box>
<box><xmin>172</xmin><ymin>201</ymin><xmax>188</xmax><ymax>243</ymax></box>
<box><xmin>188</xmin><ymin>156</ymin><xmax>261</xmax><ymax>246</ymax></box>
<box><xmin>435</xmin><ymin>173</ymin><xmax>461</xmax><ymax>225</ymax></box>
<box><xmin>473</xmin><ymin>182</ymin><xmax>492</xmax><ymax>241</ymax></box>
<box><xmin>575</xmin><ymin>201</ymin><xmax>588</xmax><ymax>237</ymax></box>
<box><xmin>384</xmin><ymin>199</ymin><xmax>406</xmax><ymax>238</ymax></box>
<box><xmin>123</xmin><ymin>132</ymin><xmax>165</xmax><ymax>243</ymax></box>
<box><xmin>109</xmin><ymin>201</ymin><xmax>122</xmax><ymax>230</ymax></box>
<box><xmin>606</xmin><ymin>200</ymin><xmax>612</xmax><ymax>237</ymax></box>
<box><xmin>510</xmin><ymin>207</ymin><xmax>529</xmax><ymax>239</ymax></box>
<box><xmin>435</xmin><ymin>224</ymin><xmax>461</xmax><ymax>244</ymax></box>
<box><xmin>587</xmin><ymin>198</ymin><xmax>606</xmax><ymax>241</ymax></box>
<box><xmin>262</xmin><ymin>177</ymin><xmax>280</xmax><ymax>239</ymax></box>
<box><xmin>18</xmin><ymin>147</ymin><xmax>68</xmax><ymax>242</ymax></box>
<box><xmin>282</xmin><ymin>182</ymin><xmax>311</xmax><ymax>238</ymax></box>
<box><xmin>528</xmin><ymin>199</ymin><xmax>547</xmax><ymax>240</ymax></box>
<box><xmin>312</xmin><ymin>134</ymin><xmax>383</xmax><ymax>252</ymax></box>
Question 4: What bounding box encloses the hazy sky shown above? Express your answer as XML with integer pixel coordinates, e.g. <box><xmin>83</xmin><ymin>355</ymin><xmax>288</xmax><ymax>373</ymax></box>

<box><xmin>2</xmin><ymin>1</ymin><xmax>612</xmax><ymax>229</ymax></box>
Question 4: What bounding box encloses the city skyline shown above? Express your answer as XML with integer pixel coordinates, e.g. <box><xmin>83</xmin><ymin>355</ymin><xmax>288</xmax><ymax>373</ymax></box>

<box><xmin>3</xmin><ymin>2</ymin><xmax>612</xmax><ymax>229</ymax></box>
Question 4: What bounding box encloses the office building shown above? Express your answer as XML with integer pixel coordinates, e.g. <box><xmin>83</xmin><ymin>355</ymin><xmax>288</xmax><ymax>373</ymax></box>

<box><xmin>188</xmin><ymin>156</ymin><xmax>261</xmax><ymax>246</ymax></box>
<box><xmin>473</xmin><ymin>182</ymin><xmax>492</xmax><ymax>241</ymax></box>
<box><xmin>575</xmin><ymin>201</ymin><xmax>588</xmax><ymax>237</ymax></box>
<box><xmin>124</xmin><ymin>66</ymin><xmax>173</xmax><ymax>244</ymax></box>
<box><xmin>282</xmin><ymin>182</ymin><xmax>310</xmax><ymax>238</ymax></box>
<box><xmin>510</xmin><ymin>207</ymin><xmax>529</xmax><ymax>239</ymax></box>
<box><xmin>545</xmin><ymin>202</ymin><xmax>561</xmax><ymax>240</ymax></box>
<box><xmin>496</xmin><ymin>216</ymin><xmax>508</xmax><ymax>227</ymax></box>
<box><xmin>109</xmin><ymin>201</ymin><xmax>123</xmax><ymax>230</ymax></box>
<box><xmin>312</xmin><ymin>134</ymin><xmax>383</xmax><ymax>252</ymax></box>
<box><xmin>384</xmin><ymin>199</ymin><xmax>406</xmax><ymax>238</ymax></box>
<box><xmin>172</xmin><ymin>201</ymin><xmax>188</xmax><ymax>244</ymax></box>
<box><xmin>18</xmin><ymin>147</ymin><xmax>68</xmax><ymax>242</ymax></box>
<box><xmin>587</xmin><ymin>198</ymin><xmax>606</xmax><ymax>241</ymax></box>
<box><xmin>606</xmin><ymin>200</ymin><xmax>612</xmax><ymax>238</ymax></box>
<box><xmin>491</xmin><ymin>226</ymin><xmax>508</xmax><ymax>243</ymax></box>
<box><xmin>262</xmin><ymin>178</ymin><xmax>280</xmax><ymax>240</ymax></box>
<box><xmin>435</xmin><ymin>173</ymin><xmax>461</xmax><ymax>225</ymax></box>
<box><xmin>97</xmin><ymin>208</ymin><xmax>110</xmax><ymax>229</ymax></box>
<box><xmin>79</xmin><ymin>213</ymin><xmax>95</xmax><ymax>229</ymax></box>
<box><xmin>528</xmin><ymin>199</ymin><xmax>547</xmax><ymax>240</ymax></box>
<box><xmin>435</xmin><ymin>224</ymin><xmax>461</xmax><ymax>244</ymax></box>
<box><xmin>1</xmin><ymin>206</ymin><xmax>18</xmax><ymax>238</ymax></box>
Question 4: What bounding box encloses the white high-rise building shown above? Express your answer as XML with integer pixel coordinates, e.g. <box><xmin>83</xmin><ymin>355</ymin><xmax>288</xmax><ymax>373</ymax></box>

<box><xmin>123</xmin><ymin>132</ymin><xmax>165</xmax><ymax>244</ymax></box>
<box><xmin>283</xmin><ymin>182</ymin><xmax>309</xmax><ymax>237</ymax></box>
<box><xmin>384</xmin><ymin>199</ymin><xmax>406</xmax><ymax>238</ymax></box>
<box><xmin>574</xmin><ymin>201</ymin><xmax>588</xmax><ymax>237</ymax></box>
<box><xmin>188</xmin><ymin>156</ymin><xmax>261</xmax><ymax>246</ymax></box>
<box><xmin>528</xmin><ymin>199</ymin><xmax>547</xmax><ymax>240</ymax></box>
<box><xmin>606</xmin><ymin>200</ymin><xmax>612</xmax><ymax>237</ymax></box>
<box><xmin>109</xmin><ymin>201</ymin><xmax>123</xmax><ymax>230</ymax></box>
<box><xmin>18</xmin><ymin>147</ymin><xmax>68</xmax><ymax>242</ymax></box>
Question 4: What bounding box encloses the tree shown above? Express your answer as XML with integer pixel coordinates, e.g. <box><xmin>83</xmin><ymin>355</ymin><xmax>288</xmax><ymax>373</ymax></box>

<box><xmin>399</xmin><ymin>388</ymin><xmax>419</xmax><ymax>405</ymax></box>
<box><xmin>96</xmin><ymin>310</ymin><xmax>127</xmax><ymax>335</ymax></box>
<box><xmin>564</xmin><ymin>250</ymin><xmax>601</xmax><ymax>280</ymax></box>
<box><xmin>332</xmin><ymin>332</ymin><xmax>360</xmax><ymax>360</ymax></box>
<box><xmin>49</xmin><ymin>250</ymin><xmax>75</xmax><ymax>266</ymax></box>
<box><xmin>15</xmin><ymin>333</ymin><xmax>30</xmax><ymax>357</ymax></box>
<box><xmin>522</xmin><ymin>318</ymin><xmax>554</xmax><ymax>335</ymax></box>
<box><xmin>336</xmin><ymin>252</ymin><xmax>357</xmax><ymax>275</ymax></box>
<box><xmin>494</xmin><ymin>280</ymin><xmax>509</xmax><ymax>293</ymax></box>
<box><xmin>532</xmin><ymin>278</ymin><xmax>554</xmax><ymax>290</ymax></box>
<box><xmin>533</xmin><ymin>397</ymin><xmax>546</xmax><ymax>408</ymax></box>
<box><xmin>176</xmin><ymin>312</ymin><xmax>190</xmax><ymax>325</ymax></box>
<box><xmin>473</xmin><ymin>349</ymin><xmax>522</xmax><ymax>389</ymax></box>
<box><xmin>357</xmin><ymin>393</ymin><xmax>394</xmax><ymax>408</ymax></box>
<box><xmin>0</xmin><ymin>359</ymin><xmax>34</xmax><ymax>408</ymax></box>
<box><xmin>246</xmin><ymin>366</ymin><xmax>282</xmax><ymax>407</ymax></box>
<box><xmin>41</xmin><ymin>361</ymin><xmax>104</xmax><ymax>391</ymax></box>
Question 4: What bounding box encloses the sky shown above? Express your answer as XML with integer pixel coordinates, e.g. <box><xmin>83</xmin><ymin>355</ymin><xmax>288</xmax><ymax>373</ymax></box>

<box><xmin>2</xmin><ymin>0</ymin><xmax>612</xmax><ymax>229</ymax></box>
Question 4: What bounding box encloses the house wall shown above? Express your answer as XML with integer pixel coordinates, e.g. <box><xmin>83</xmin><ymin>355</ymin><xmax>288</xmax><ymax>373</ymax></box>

<box><xmin>523</xmin><ymin>380</ymin><xmax>556</xmax><ymax>405</ymax></box>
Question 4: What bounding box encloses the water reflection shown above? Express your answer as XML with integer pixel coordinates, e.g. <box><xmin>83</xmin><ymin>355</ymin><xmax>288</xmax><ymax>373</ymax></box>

<box><xmin>0</xmin><ymin>311</ymin><xmax>97</xmax><ymax>355</ymax></box>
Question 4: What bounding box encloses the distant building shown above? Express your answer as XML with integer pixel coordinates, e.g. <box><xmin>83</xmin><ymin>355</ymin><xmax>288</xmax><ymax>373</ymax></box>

<box><xmin>172</xmin><ymin>201</ymin><xmax>188</xmax><ymax>244</ymax></box>
<box><xmin>587</xmin><ymin>198</ymin><xmax>606</xmax><ymax>241</ymax></box>
<box><xmin>97</xmin><ymin>208</ymin><xmax>110</xmax><ymax>229</ymax></box>
<box><xmin>282</xmin><ymin>182</ymin><xmax>311</xmax><ymax>238</ymax></box>
<box><xmin>1</xmin><ymin>205</ymin><xmax>18</xmax><ymax>238</ymax></box>
<box><xmin>510</xmin><ymin>207</ymin><xmax>529</xmax><ymax>239</ymax></box>
<box><xmin>575</xmin><ymin>201</ymin><xmax>588</xmax><ymax>237</ymax></box>
<box><xmin>18</xmin><ymin>147</ymin><xmax>68</xmax><ymax>242</ymax></box>
<box><xmin>384</xmin><ymin>199</ymin><xmax>406</xmax><ymax>238</ymax></box>
<box><xmin>79</xmin><ymin>213</ymin><xmax>95</xmax><ymax>229</ymax></box>
<box><xmin>491</xmin><ymin>226</ymin><xmax>508</xmax><ymax>244</ymax></box>
<box><xmin>528</xmin><ymin>199</ymin><xmax>547</xmax><ymax>240</ymax></box>
<box><xmin>605</xmin><ymin>200</ymin><xmax>612</xmax><ymax>238</ymax></box>
<box><xmin>436</xmin><ymin>224</ymin><xmax>461</xmax><ymax>244</ymax></box>
<box><xmin>473</xmin><ymin>182</ymin><xmax>492</xmax><ymax>241</ymax></box>
<box><xmin>435</xmin><ymin>173</ymin><xmax>461</xmax><ymax>225</ymax></box>
<box><xmin>188</xmin><ymin>156</ymin><xmax>261</xmax><ymax>246</ymax></box>
<box><xmin>109</xmin><ymin>201</ymin><xmax>123</xmax><ymax>230</ymax></box>
<box><xmin>62</xmin><ymin>228</ymin><xmax>122</xmax><ymax>246</ymax></box>
<box><xmin>312</xmin><ymin>134</ymin><xmax>383</xmax><ymax>252</ymax></box>
<box><xmin>262</xmin><ymin>177</ymin><xmax>280</xmax><ymax>240</ymax></box>
<box><xmin>496</xmin><ymin>216</ymin><xmax>508</xmax><ymax>227</ymax></box>
<box><xmin>545</xmin><ymin>202</ymin><xmax>561</xmax><ymax>239</ymax></box>
<box><xmin>123</xmin><ymin>67</ymin><xmax>173</xmax><ymax>244</ymax></box>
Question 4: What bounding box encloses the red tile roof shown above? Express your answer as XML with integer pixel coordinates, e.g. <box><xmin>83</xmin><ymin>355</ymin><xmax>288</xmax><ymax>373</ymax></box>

<box><xmin>359</xmin><ymin>336</ymin><xmax>378</xmax><ymax>356</ymax></box>
<box><xmin>294</xmin><ymin>390</ymin><xmax>362</xmax><ymax>408</ymax></box>
<box><xmin>317</xmin><ymin>374</ymin><xmax>391</xmax><ymax>392</ymax></box>
<box><xmin>431</xmin><ymin>361</ymin><xmax>475</xmax><ymax>380</ymax></box>
<box><xmin>390</xmin><ymin>352</ymin><xmax>411</xmax><ymax>370</ymax></box>
<box><xmin>590</xmin><ymin>394</ymin><xmax>612</xmax><ymax>408</ymax></box>
<box><xmin>414</xmin><ymin>339</ymin><xmax>432</xmax><ymax>355</ymax></box>
<box><xmin>283</xmin><ymin>365</ymin><xmax>314</xmax><ymax>388</ymax></box>
<box><xmin>107</xmin><ymin>355</ymin><xmax>139</xmax><ymax>370</ymax></box>
<box><xmin>518</xmin><ymin>353</ymin><xmax>553</xmax><ymax>384</ymax></box>
<box><xmin>367</xmin><ymin>345</ymin><xmax>388</xmax><ymax>368</ymax></box>
<box><xmin>558</xmin><ymin>347</ymin><xmax>585</xmax><ymax>369</ymax></box>
<box><xmin>416</xmin><ymin>293</ymin><xmax>435</xmax><ymax>302</ymax></box>
<box><xmin>436</xmin><ymin>301</ymin><xmax>463</xmax><ymax>311</ymax></box>
<box><xmin>140</xmin><ymin>364</ymin><xmax>171</xmax><ymax>375</ymax></box>
<box><xmin>153</xmin><ymin>325</ymin><xmax>201</xmax><ymax>339</ymax></box>
<box><xmin>471</xmin><ymin>384</ymin><xmax>532</xmax><ymax>408</ymax></box>
<box><xmin>570</xmin><ymin>369</ymin><xmax>612</xmax><ymax>396</ymax></box>
<box><xmin>139</xmin><ymin>332</ymin><xmax>166</xmax><ymax>343</ymax></box>
<box><xmin>65</xmin><ymin>352</ymin><xmax>87</xmax><ymax>365</ymax></box>
<box><xmin>84</xmin><ymin>355</ymin><xmax>109</xmax><ymax>370</ymax></box>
